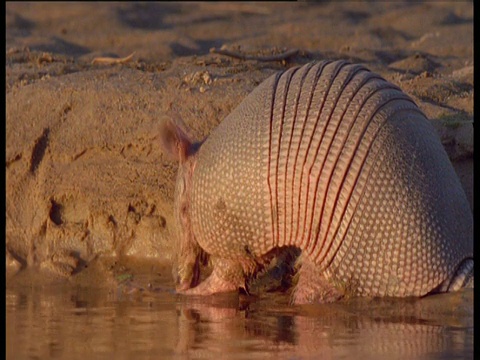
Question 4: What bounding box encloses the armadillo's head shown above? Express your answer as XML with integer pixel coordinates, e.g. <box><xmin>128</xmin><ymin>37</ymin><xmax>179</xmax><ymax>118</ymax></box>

<box><xmin>159</xmin><ymin>118</ymin><xmax>206</xmax><ymax>292</ymax></box>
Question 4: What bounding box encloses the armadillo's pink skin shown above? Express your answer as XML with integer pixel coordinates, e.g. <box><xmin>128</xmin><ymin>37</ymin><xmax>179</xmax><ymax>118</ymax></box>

<box><xmin>176</xmin><ymin>60</ymin><xmax>473</xmax><ymax>302</ymax></box>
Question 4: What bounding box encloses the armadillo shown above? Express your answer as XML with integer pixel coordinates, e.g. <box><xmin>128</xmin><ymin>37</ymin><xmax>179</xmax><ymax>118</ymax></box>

<box><xmin>159</xmin><ymin>60</ymin><xmax>473</xmax><ymax>304</ymax></box>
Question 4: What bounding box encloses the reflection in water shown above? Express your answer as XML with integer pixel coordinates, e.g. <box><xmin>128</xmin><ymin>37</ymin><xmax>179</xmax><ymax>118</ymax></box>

<box><xmin>6</xmin><ymin>284</ymin><xmax>473</xmax><ymax>359</ymax></box>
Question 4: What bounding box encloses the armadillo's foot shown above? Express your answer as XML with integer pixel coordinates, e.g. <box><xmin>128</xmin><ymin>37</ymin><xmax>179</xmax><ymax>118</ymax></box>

<box><xmin>438</xmin><ymin>258</ymin><xmax>474</xmax><ymax>292</ymax></box>
<box><xmin>177</xmin><ymin>258</ymin><xmax>245</xmax><ymax>296</ymax></box>
<box><xmin>291</xmin><ymin>256</ymin><xmax>343</xmax><ymax>304</ymax></box>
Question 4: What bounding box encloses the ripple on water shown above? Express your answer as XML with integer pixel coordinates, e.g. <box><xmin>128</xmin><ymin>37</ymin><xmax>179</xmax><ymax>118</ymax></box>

<box><xmin>6</xmin><ymin>283</ymin><xmax>473</xmax><ymax>360</ymax></box>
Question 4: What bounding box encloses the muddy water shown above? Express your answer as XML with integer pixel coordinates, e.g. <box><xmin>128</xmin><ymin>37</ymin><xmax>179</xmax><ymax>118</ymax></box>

<box><xmin>6</xmin><ymin>275</ymin><xmax>473</xmax><ymax>360</ymax></box>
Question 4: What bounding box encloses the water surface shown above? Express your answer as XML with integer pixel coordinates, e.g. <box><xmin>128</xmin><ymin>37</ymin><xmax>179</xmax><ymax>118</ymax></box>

<box><xmin>6</xmin><ymin>278</ymin><xmax>473</xmax><ymax>360</ymax></box>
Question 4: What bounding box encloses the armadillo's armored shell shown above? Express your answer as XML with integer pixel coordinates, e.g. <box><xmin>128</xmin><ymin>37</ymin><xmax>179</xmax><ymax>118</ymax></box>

<box><xmin>190</xmin><ymin>60</ymin><xmax>473</xmax><ymax>297</ymax></box>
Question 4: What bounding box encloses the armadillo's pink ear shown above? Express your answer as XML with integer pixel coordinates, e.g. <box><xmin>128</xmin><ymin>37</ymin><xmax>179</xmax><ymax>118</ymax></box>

<box><xmin>158</xmin><ymin>117</ymin><xmax>193</xmax><ymax>163</ymax></box>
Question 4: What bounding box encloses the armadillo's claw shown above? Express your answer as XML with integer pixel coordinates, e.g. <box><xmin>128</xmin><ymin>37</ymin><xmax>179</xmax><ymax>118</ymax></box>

<box><xmin>174</xmin><ymin>251</ymin><xmax>202</xmax><ymax>291</ymax></box>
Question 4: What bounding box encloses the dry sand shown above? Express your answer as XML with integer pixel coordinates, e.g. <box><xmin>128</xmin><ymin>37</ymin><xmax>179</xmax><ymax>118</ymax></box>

<box><xmin>6</xmin><ymin>2</ymin><xmax>473</xmax><ymax>285</ymax></box>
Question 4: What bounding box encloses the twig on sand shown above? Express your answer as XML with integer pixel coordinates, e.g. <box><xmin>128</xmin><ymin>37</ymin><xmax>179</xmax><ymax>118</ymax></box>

<box><xmin>91</xmin><ymin>51</ymin><xmax>136</xmax><ymax>65</ymax></box>
<box><xmin>209</xmin><ymin>47</ymin><xmax>299</xmax><ymax>62</ymax></box>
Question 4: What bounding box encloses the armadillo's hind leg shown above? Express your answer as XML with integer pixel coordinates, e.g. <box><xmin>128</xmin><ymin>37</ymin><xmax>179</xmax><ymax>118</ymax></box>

<box><xmin>177</xmin><ymin>258</ymin><xmax>246</xmax><ymax>296</ymax></box>
<box><xmin>291</xmin><ymin>255</ymin><xmax>344</xmax><ymax>304</ymax></box>
<box><xmin>436</xmin><ymin>258</ymin><xmax>474</xmax><ymax>293</ymax></box>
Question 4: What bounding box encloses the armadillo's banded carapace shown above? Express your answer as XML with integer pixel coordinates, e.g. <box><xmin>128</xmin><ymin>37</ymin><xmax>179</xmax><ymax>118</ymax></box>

<box><xmin>187</xmin><ymin>60</ymin><xmax>473</xmax><ymax>299</ymax></box>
